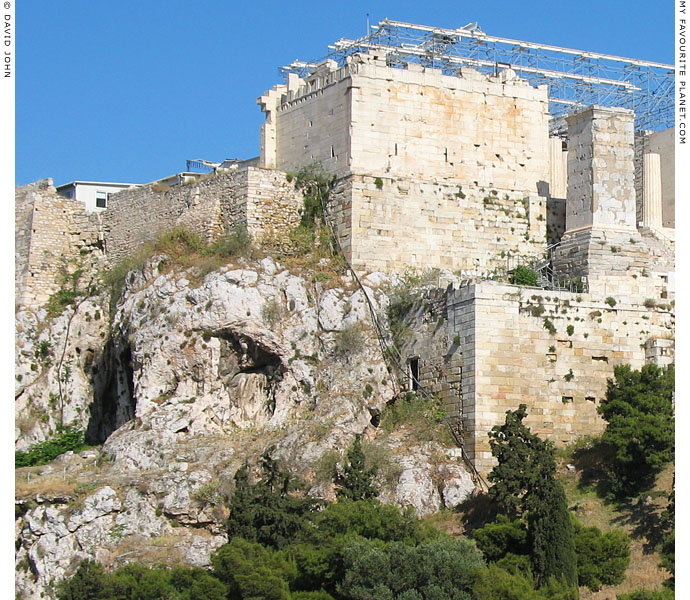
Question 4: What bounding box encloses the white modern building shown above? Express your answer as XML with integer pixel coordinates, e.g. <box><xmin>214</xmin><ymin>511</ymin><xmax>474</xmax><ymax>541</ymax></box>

<box><xmin>56</xmin><ymin>181</ymin><xmax>140</xmax><ymax>212</ymax></box>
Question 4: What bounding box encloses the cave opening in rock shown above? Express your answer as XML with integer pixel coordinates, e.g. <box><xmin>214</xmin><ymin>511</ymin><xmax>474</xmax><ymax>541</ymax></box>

<box><xmin>86</xmin><ymin>340</ymin><xmax>136</xmax><ymax>444</ymax></box>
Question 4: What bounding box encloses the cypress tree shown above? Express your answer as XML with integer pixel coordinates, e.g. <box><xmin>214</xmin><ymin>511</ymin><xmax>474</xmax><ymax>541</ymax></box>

<box><xmin>488</xmin><ymin>404</ymin><xmax>578</xmax><ymax>593</ymax></box>
<box><xmin>337</xmin><ymin>435</ymin><xmax>379</xmax><ymax>501</ymax></box>
<box><xmin>527</xmin><ymin>471</ymin><xmax>578</xmax><ymax>589</ymax></box>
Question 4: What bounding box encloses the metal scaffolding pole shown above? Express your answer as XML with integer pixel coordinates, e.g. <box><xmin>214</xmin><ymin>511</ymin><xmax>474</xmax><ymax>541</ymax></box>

<box><xmin>280</xmin><ymin>18</ymin><xmax>674</xmax><ymax>133</ymax></box>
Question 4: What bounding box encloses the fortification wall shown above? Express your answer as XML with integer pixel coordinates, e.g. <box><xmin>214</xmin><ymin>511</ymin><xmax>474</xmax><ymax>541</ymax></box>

<box><xmin>15</xmin><ymin>181</ymin><xmax>102</xmax><ymax>307</ymax></box>
<box><xmin>244</xmin><ymin>168</ymin><xmax>302</xmax><ymax>241</ymax></box>
<box><xmin>349</xmin><ymin>61</ymin><xmax>550</xmax><ymax>192</ymax></box>
<box><xmin>262</xmin><ymin>54</ymin><xmax>551</xmax><ymax>195</ymax></box>
<box><xmin>327</xmin><ymin>174</ymin><xmax>547</xmax><ymax>274</ymax></box>
<box><xmin>465</xmin><ymin>282</ymin><xmax>674</xmax><ymax>472</ymax></box>
<box><xmin>270</xmin><ymin>65</ymin><xmax>352</xmax><ymax>177</ymax></box>
<box><xmin>103</xmin><ymin>168</ymin><xmax>301</xmax><ymax>263</ymax></box>
<box><xmin>402</xmin><ymin>281</ymin><xmax>675</xmax><ymax>474</ymax></box>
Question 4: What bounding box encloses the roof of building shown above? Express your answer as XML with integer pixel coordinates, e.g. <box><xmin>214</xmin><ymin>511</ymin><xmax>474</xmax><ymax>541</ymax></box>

<box><xmin>55</xmin><ymin>181</ymin><xmax>141</xmax><ymax>190</ymax></box>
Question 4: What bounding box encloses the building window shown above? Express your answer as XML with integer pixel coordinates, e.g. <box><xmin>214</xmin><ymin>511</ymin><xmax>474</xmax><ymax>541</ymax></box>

<box><xmin>96</xmin><ymin>191</ymin><xmax>108</xmax><ymax>209</ymax></box>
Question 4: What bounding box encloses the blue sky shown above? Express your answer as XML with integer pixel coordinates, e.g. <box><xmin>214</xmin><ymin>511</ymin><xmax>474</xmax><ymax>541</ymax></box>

<box><xmin>16</xmin><ymin>0</ymin><xmax>674</xmax><ymax>187</ymax></box>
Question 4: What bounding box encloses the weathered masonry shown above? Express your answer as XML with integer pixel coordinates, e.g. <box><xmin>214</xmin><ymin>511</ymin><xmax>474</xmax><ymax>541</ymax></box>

<box><xmin>400</xmin><ymin>281</ymin><xmax>674</xmax><ymax>474</ymax></box>
<box><xmin>101</xmin><ymin>167</ymin><xmax>302</xmax><ymax>263</ymax></box>
<box><xmin>15</xmin><ymin>179</ymin><xmax>103</xmax><ymax>306</ymax></box>
<box><xmin>260</xmin><ymin>56</ymin><xmax>551</xmax><ymax>275</ymax></box>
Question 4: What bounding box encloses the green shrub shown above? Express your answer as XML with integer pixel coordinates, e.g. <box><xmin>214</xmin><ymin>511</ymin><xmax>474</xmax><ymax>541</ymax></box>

<box><xmin>339</xmin><ymin>536</ymin><xmax>484</xmax><ymax>600</ymax></box>
<box><xmin>573</xmin><ymin>520</ymin><xmax>630</xmax><ymax>590</ymax></box>
<box><xmin>336</xmin><ymin>435</ymin><xmax>378</xmax><ymax>501</ymax></box>
<box><xmin>598</xmin><ymin>363</ymin><xmax>674</xmax><ymax>497</ymax></box>
<box><xmin>56</xmin><ymin>560</ymin><xmax>229</xmax><ymax>600</ymax></box>
<box><xmin>211</xmin><ymin>538</ymin><xmax>295</xmax><ymax>600</ymax></box>
<box><xmin>374</xmin><ymin>177</ymin><xmax>383</xmax><ymax>190</ymax></box>
<box><xmin>472</xmin><ymin>564</ymin><xmax>577</xmax><ymax>600</ymax></box>
<box><xmin>471</xmin><ymin>516</ymin><xmax>529</xmax><ymax>562</ymax></box>
<box><xmin>606</xmin><ymin>296</ymin><xmax>617</xmax><ymax>307</ymax></box>
<box><xmin>205</xmin><ymin>226</ymin><xmax>253</xmax><ymax>258</ymax></box>
<box><xmin>45</xmin><ymin>289</ymin><xmax>79</xmax><ymax>319</ymax></box>
<box><xmin>15</xmin><ymin>426</ymin><xmax>88</xmax><ymax>468</ymax></box>
<box><xmin>510</xmin><ymin>265</ymin><xmax>539</xmax><ymax>287</ymax></box>
<box><xmin>226</xmin><ymin>450</ymin><xmax>322</xmax><ymax>550</ymax></box>
<box><xmin>566</xmin><ymin>325</ymin><xmax>574</xmax><ymax>336</ymax></box>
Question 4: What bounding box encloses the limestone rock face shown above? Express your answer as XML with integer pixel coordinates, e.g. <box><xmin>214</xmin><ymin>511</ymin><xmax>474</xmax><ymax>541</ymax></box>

<box><xmin>15</xmin><ymin>298</ymin><xmax>111</xmax><ymax>450</ymax></box>
<box><xmin>15</xmin><ymin>257</ymin><xmax>477</xmax><ymax>599</ymax></box>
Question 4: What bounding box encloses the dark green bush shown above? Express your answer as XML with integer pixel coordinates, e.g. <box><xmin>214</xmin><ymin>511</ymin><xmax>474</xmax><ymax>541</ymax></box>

<box><xmin>471</xmin><ymin>516</ymin><xmax>529</xmax><ymax>562</ymax></box>
<box><xmin>339</xmin><ymin>535</ymin><xmax>484</xmax><ymax>600</ymax></box>
<box><xmin>337</xmin><ymin>435</ymin><xmax>378</xmax><ymax>501</ymax></box>
<box><xmin>472</xmin><ymin>564</ymin><xmax>577</xmax><ymax>600</ymax></box>
<box><xmin>510</xmin><ymin>265</ymin><xmax>539</xmax><ymax>287</ymax></box>
<box><xmin>57</xmin><ymin>560</ymin><xmax>228</xmax><ymax>600</ymax></box>
<box><xmin>598</xmin><ymin>364</ymin><xmax>674</xmax><ymax>497</ymax></box>
<box><xmin>211</xmin><ymin>537</ymin><xmax>295</xmax><ymax>600</ymax></box>
<box><xmin>226</xmin><ymin>450</ymin><xmax>322</xmax><ymax>550</ymax></box>
<box><xmin>573</xmin><ymin>519</ymin><xmax>630</xmax><ymax>590</ymax></box>
<box><xmin>15</xmin><ymin>426</ymin><xmax>88</xmax><ymax>468</ymax></box>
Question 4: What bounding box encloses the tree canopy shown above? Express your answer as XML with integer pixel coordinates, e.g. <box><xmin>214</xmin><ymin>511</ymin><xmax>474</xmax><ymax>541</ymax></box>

<box><xmin>598</xmin><ymin>364</ymin><xmax>674</xmax><ymax>497</ymax></box>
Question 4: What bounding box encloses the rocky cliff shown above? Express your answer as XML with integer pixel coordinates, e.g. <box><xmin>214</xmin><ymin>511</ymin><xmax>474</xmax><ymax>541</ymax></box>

<box><xmin>15</xmin><ymin>251</ymin><xmax>476</xmax><ymax>600</ymax></box>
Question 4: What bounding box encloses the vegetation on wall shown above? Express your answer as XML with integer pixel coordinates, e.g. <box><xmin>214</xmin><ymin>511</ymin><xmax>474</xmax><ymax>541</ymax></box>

<box><xmin>510</xmin><ymin>265</ymin><xmax>539</xmax><ymax>287</ymax></box>
<box><xmin>288</xmin><ymin>165</ymin><xmax>335</xmax><ymax>228</ymax></box>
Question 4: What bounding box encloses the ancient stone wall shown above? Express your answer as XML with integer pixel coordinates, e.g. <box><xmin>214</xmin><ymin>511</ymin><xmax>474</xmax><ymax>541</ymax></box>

<box><xmin>269</xmin><ymin>64</ymin><xmax>352</xmax><ymax>177</ymax></box>
<box><xmin>404</xmin><ymin>281</ymin><xmax>675</xmax><ymax>474</ymax></box>
<box><xmin>262</xmin><ymin>54</ymin><xmax>551</xmax><ymax>196</ymax></box>
<box><xmin>103</xmin><ymin>168</ymin><xmax>301</xmax><ymax>263</ymax></box>
<box><xmin>244</xmin><ymin>168</ymin><xmax>302</xmax><ymax>242</ymax></box>
<box><xmin>348</xmin><ymin>60</ymin><xmax>550</xmax><ymax>192</ymax></box>
<box><xmin>553</xmin><ymin>227</ymin><xmax>674</xmax><ymax>300</ymax></box>
<box><xmin>15</xmin><ymin>181</ymin><xmax>102</xmax><ymax>307</ymax></box>
<box><xmin>328</xmin><ymin>174</ymin><xmax>547</xmax><ymax>274</ymax></box>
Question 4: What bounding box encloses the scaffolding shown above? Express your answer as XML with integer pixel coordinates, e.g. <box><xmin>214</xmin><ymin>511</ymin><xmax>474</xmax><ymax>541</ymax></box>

<box><xmin>280</xmin><ymin>19</ymin><xmax>674</xmax><ymax>133</ymax></box>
